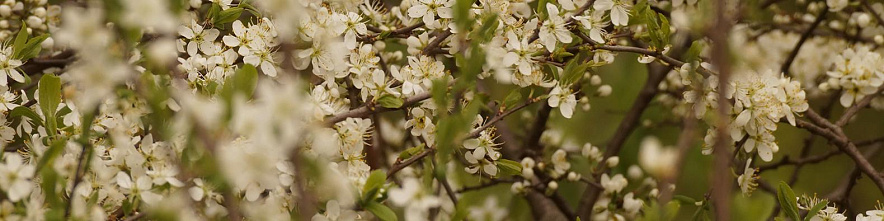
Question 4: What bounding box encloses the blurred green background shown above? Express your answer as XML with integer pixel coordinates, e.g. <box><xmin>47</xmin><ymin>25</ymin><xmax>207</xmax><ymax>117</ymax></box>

<box><xmin>463</xmin><ymin>53</ymin><xmax>884</xmax><ymax>220</ymax></box>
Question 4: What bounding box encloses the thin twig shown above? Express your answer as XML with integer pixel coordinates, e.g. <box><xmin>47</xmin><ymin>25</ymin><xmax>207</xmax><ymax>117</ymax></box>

<box><xmin>780</xmin><ymin>9</ymin><xmax>828</xmax><ymax>76</ymax></box>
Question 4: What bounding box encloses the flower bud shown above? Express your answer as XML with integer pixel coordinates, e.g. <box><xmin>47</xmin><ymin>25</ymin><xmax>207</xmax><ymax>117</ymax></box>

<box><xmin>590</xmin><ymin>75</ymin><xmax>602</xmax><ymax>85</ymax></box>
<box><xmin>547</xmin><ymin>181</ymin><xmax>558</xmax><ymax>191</ymax></box>
<box><xmin>0</xmin><ymin>5</ymin><xmax>10</xmax><ymax>17</ymax></box>
<box><xmin>875</xmin><ymin>35</ymin><xmax>884</xmax><ymax>45</ymax></box>
<box><xmin>628</xmin><ymin>165</ymin><xmax>644</xmax><ymax>179</ymax></box>
<box><xmin>829</xmin><ymin>20</ymin><xmax>843</xmax><ymax>30</ymax></box>
<box><xmin>858</xmin><ymin>13</ymin><xmax>872</xmax><ymax>28</ymax></box>
<box><xmin>567</xmin><ymin>172</ymin><xmax>580</xmax><ymax>181</ymax></box>
<box><xmin>597</xmin><ymin>85</ymin><xmax>612</xmax><ymax>97</ymax></box>
<box><xmin>521</xmin><ymin>157</ymin><xmax>535</xmax><ymax>168</ymax></box>
<box><xmin>33</xmin><ymin>7</ymin><xmax>46</xmax><ymax>17</ymax></box>
<box><xmin>26</xmin><ymin>16</ymin><xmax>43</xmax><ymax>29</ymax></box>
<box><xmin>41</xmin><ymin>36</ymin><xmax>53</xmax><ymax>49</ymax></box>
<box><xmin>606</xmin><ymin>156</ymin><xmax>619</xmax><ymax>168</ymax></box>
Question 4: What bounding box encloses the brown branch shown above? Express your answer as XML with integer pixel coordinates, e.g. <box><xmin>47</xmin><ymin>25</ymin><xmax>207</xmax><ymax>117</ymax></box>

<box><xmin>857</xmin><ymin>136</ymin><xmax>884</xmax><ymax>147</ymax></box>
<box><xmin>422</xmin><ymin>30</ymin><xmax>453</xmax><ymax>55</ymax></box>
<box><xmin>466</xmin><ymin>98</ymin><xmax>541</xmax><ymax>139</ymax></box>
<box><xmin>794</xmin><ymin>114</ymin><xmax>884</xmax><ymax>194</ymax></box>
<box><xmin>361</xmin><ymin>22</ymin><xmax>425</xmax><ymax>42</ymax></box>
<box><xmin>523</xmin><ymin>102</ymin><xmax>552</xmax><ymax>157</ymax></box>
<box><xmin>457</xmin><ymin>179</ymin><xmax>514</xmax><ymax>193</ymax></box>
<box><xmin>431</xmin><ymin>157</ymin><xmax>459</xmax><ymax>205</ymax></box>
<box><xmin>386</xmin><ymin>147</ymin><xmax>436</xmax><ymax>178</ymax></box>
<box><xmin>576</xmin><ymin>61</ymin><xmax>668</xmax><ymax>218</ymax></box>
<box><xmin>323</xmin><ymin>91</ymin><xmax>433</xmax><ymax>126</ymax></box>
<box><xmin>531</xmin><ymin>186</ymin><xmax>577</xmax><ymax>220</ymax></box>
<box><xmin>780</xmin><ymin>9</ymin><xmax>828</xmax><ymax>76</ymax></box>
<box><xmin>710</xmin><ymin>0</ymin><xmax>735</xmax><ymax>217</ymax></box>
<box><xmin>757</xmin><ymin>149</ymin><xmax>840</xmax><ymax>172</ymax></box>
<box><xmin>835</xmin><ymin>84</ymin><xmax>884</xmax><ymax>127</ymax></box>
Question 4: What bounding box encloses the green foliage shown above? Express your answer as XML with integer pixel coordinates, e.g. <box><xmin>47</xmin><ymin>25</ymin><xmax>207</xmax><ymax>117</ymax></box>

<box><xmin>34</xmin><ymin>139</ymin><xmax>66</xmax><ymax>176</ymax></box>
<box><xmin>38</xmin><ymin>74</ymin><xmax>62</xmax><ymax>136</ymax></box>
<box><xmin>12</xmin><ymin>23</ymin><xmax>50</xmax><ymax>60</ymax></box>
<box><xmin>502</xmin><ymin>89</ymin><xmax>523</xmax><ymax>110</ymax></box>
<box><xmin>496</xmin><ymin>159</ymin><xmax>523</xmax><ymax>176</ymax></box>
<box><xmin>559</xmin><ymin>52</ymin><xmax>592</xmax><ymax>86</ymax></box>
<box><xmin>803</xmin><ymin>199</ymin><xmax>828</xmax><ymax>221</ymax></box>
<box><xmin>214</xmin><ymin>7</ymin><xmax>244</xmax><ymax>26</ymax></box>
<box><xmin>9</xmin><ymin>106</ymin><xmax>44</xmax><ymax>127</ymax></box>
<box><xmin>638</xmin><ymin>201</ymin><xmax>681</xmax><ymax>221</ymax></box>
<box><xmin>398</xmin><ymin>144</ymin><xmax>426</xmax><ymax>160</ymax></box>
<box><xmin>776</xmin><ymin>182</ymin><xmax>801</xmax><ymax>221</ymax></box>
<box><xmin>377</xmin><ymin>94</ymin><xmax>404</xmax><ymax>108</ymax></box>
<box><xmin>452</xmin><ymin>0</ymin><xmax>476</xmax><ymax>32</ymax></box>
<box><xmin>684</xmin><ymin>40</ymin><xmax>705</xmax><ymax>64</ymax></box>
<box><xmin>364</xmin><ymin>201</ymin><xmax>398</xmax><ymax>221</ymax></box>
<box><xmin>362</xmin><ymin>170</ymin><xmax>386</xmax><ymax>204</ymax></box>
<box><xmin>634</xmin><ymin>2</ymin><xmax>670</xmax><ymax>50</ymax></box>
<box><xmin>220</xmin><ymin>64</ymin><xmax>258</xmax><ymax>102</ymax></box>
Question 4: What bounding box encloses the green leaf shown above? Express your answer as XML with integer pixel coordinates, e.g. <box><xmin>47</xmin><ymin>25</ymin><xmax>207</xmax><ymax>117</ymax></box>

<box><xmin>658</xmin><ymin>13</ymin><xmax>671</xmax><ymax>47</ymax></box>
<box><xmin>9</xmin><ymin>106</ymin><xmax>44</xmax><ymax>127</ymax></box>
<box><xmin>220</xmin><ymin>64</ymin><xmax>259</xmax><ymax>100</ymax></box>
<box><xmin>206</xmin><ymin>3</ymin><xmax>222</xmax><ymax>22</ymax></box>
<box><xmin>502</xmin><ymin>90</ymin><xmax>522</xmax><ymax>110</ymax></box>
<box><xmin>398</xmin><ymin>145</ymin><xmax>425</xmax><ymax>160</ymax></box>
<box><xmin>673</xmin><ymin>195</ymin><xmax>697</xmax><ymax>205</ymax></box>
<box><xmin>639</xmin><ymin>200</ymin><xmax>681</xmax><ymax>221</ymax></box>
<box><xmin>214</xmin><ymin>7</ymin><xmax>244</xmax><ymax>25</ymax></box>
<box><xmin>803</xmin><ymin>199</ymin><xmax>828</xmax><ymax>221</ymax></box>
<box><xmin>364</xmin><ymin>201</ymin><xmax>398</xmax><ymax>221</ymax></box>
<box><xmin>560</xmin><ymin>53</ymin><xmax>590</xmax><ymax>86</ymax></box>
<box><xmin>496</xmin><ymin>159</ymin><xmax>523</xmax><ymax>176</ymax></box>
<box><xmin>13</xmin><ymin>23</ymin><xmax>28</xmax><ymax>57</ymax></box>
<box><xmin>452</xmin><ymin>0</ymin><xmax>476</xmax><ymax>31</ymax></box>
<box><xmin>35</xmin><ymin>139</ymin><xmax>66</xmax><ymax>173</ymax></box>
<box><xmin>363</xmin><ymin>170</ymin><xmax>386</xmax><ymax>197</ymax></box>
<box><xmin>18</xmin><ymin>34</ymin><xmax>49</xmax><ymax>60</ymax></box>
<box><xmin>38</xmin><ymin>74</ymin><xmax>62</xmax><ymax>136</ymax></box>
<box><xmin>777</xmin><ymin>182</ymin><xmax>801</xmax><ymax>221</ymax></box>
<box><xmin>537</xmin><ymin>0</ymin><xmax>549</xmax><ymax>20</ymax></box>
<box><xmin>685</xmin><ymin>40</ymin><xmax>705</xmax><ymax>63</ymax></box>
<box><xmin>377</xmin><ymin>94</ymin><xmax>404</xmax><ymax>108</ymax></box>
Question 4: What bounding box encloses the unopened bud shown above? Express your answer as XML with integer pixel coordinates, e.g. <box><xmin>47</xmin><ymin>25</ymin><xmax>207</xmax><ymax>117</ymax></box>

<box><xmin>606</xmin><ymin>156</ymin><xmax>620</xmax><ymax>168</ymax></box>
<box><xmin>567</xmin><ymin>172</ymin><xmax>580</xmax><ymax>181</ymax></box>
<box><xmin>597</xmin><ymin>85</ymin><xmax>612</xmax><ymax>97</ymax></box>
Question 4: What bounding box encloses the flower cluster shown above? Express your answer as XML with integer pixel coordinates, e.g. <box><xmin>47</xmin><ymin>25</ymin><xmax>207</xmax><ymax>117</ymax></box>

<box><xmin>686</xmin><ymin>69</ymin><xmax>809</xmax><ymax>161</ymax></box>
<box><xmin>0</xmin><ymin>0</ymin><xmax>877</xmax><ymax>220</ymax></box>
<box><xmin>821</xmin><ymin>46</ymin><xmax>884</xmax><ymax>107</ymax></box>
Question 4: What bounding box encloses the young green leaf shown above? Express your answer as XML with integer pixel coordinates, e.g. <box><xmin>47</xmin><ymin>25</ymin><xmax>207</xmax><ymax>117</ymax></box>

<box><xmin>502</xmin><ymin>90</ymin><xmax>522</xmax><ymax>110</ymax></box>
<box><xmin>38</xmin><ymin>74</ymin><xmax>62</xmax><ymax>136</ymax></box>
<box><xmin>13</xmin><ymin>23</ymin><xmax>28</xmax><ymax>57</ymax></box>
<box><xmin>364</xmin><ymin>201</ymin><xmax>398</xmax><ymax>221</ymax></box>
<box><xmin>398</xmin><ymin>145</ymin><xmax>426</xmax><ymax>160</ymax></box>
<box><xmin>214</xmin><ymin>7</ymin><xmax>244</xmax><ymax>26</ymax></box>
<box><xmin>496</xmin><ymin>159</ymin><xmax>523</xmax><ymax>176</ymax></box>
<box><xmin>220</xmin><ymin>64</ymin><xmax>259</xmax><ymax>100</ymax></box>
<box><xmin>363</xmin><ymin>170</ymin><xmax>386</xmax><ymax>196</ymax></box>
<box><xmin>377</xmin><ymin>95</ymin><xmax>404</xmax><ymax>108</ymax></box>
<box><xmin>803</xmin><ymin>199</ymin><xmax>828</xmax><ymax>221</ymax></box>
<box><xmin>777</xmin><ymin>182</ymin><xmax>801</xmax><ymax>221</ymax></box>
<box><xmin>9</xmin><ymin>106</ymin><xmax>44</xmax><ymax>127</ymax></box>
<box><xmin>19</xmin><ymin>34</ymin><xmax>49</xmax><ymax>60</ymax></box>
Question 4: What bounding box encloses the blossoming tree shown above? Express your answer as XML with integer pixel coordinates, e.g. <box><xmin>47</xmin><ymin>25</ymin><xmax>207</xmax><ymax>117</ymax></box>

<box><xmin>0</xmin><ymin>0</ymin><xmax>883</xmax><ymax>220</ymax></box>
